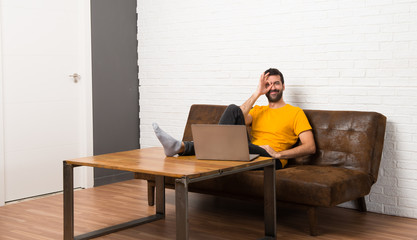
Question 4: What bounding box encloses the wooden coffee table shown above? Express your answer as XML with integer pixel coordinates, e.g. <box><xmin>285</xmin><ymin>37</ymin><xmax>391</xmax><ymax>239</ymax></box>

<box><xmin>63</xmin><ymin>147</ymin><xmax>276</xmax><ymax>239</ymax></box>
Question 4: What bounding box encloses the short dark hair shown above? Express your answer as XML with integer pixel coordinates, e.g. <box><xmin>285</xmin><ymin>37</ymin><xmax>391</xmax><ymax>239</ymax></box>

<box><xmin>264</xmin><ymin>68</ymin><xmax>284</xmax><ymax>85</ymax></box>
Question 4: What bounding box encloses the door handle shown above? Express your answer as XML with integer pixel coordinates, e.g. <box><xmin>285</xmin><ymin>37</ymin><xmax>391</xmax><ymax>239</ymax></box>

<box><xmin>69</xmin><ymin>73</ymin><xmax>81</xmax><ymax>83</ymax></box>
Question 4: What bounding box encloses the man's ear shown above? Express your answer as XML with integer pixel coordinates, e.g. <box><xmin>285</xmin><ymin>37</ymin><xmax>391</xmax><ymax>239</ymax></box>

<box><xmin>282</xmin><ymin>84</ymin><xmax>285</xmax><ymax>91</ymax></box>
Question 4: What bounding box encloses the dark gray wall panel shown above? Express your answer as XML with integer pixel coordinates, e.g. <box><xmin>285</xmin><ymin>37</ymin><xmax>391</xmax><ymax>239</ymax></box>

<box><xmin>91</xmin><ymin>0</ymin><xmax>139</xmax><ymax>186</ymax></box>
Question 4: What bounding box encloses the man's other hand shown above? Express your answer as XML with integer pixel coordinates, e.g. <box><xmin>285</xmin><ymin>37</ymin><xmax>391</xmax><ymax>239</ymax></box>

<box><xmin>260</xmin><ymin>145</ymin><xmax>281</xmax><ymax>159</ymax></box>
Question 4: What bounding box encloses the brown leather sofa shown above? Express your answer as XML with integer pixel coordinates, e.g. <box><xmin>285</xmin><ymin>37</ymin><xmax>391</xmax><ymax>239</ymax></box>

<box><xmin>136</xmin><ymin>104</ymin><xmax>387</xmax><ymax>235</ymax></box>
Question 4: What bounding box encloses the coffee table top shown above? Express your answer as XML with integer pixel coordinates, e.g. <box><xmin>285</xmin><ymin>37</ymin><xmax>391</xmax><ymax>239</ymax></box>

<box><xmin>65</xmin><ymin>147</ymin><xmax>274</xmax><ymax>179</ymax></box>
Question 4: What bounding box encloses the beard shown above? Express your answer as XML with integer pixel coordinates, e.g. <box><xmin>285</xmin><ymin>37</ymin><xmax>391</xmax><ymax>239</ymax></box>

<box><xmin>266</xmin><ymin>90</ymin><xmax>283</xmax><ymax>103</ymax></box>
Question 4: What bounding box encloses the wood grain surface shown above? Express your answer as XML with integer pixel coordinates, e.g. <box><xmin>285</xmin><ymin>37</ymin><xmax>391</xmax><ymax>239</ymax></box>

<box><xmin>65</xmin><ymin>147</ymin><xmax>274</xmax><ymax>179</ymax></box>
<box><xmin>1</xmin><ymin>180</ymin><xmax>417</xmax><ymax>240</ymax></box>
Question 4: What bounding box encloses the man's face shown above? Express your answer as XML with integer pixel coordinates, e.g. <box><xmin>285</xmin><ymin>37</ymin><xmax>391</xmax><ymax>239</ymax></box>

<box><xmin>265</xmin><ymin>75</ymin><xmax>284</xmax><ymax>103</ymax></box>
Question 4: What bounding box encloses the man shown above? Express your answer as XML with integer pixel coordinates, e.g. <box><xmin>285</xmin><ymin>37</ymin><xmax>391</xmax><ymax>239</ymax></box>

<box><xmin>153</xmin><ymin>68</ymin><xmax>316</xmax><ymax>169</ymax></box>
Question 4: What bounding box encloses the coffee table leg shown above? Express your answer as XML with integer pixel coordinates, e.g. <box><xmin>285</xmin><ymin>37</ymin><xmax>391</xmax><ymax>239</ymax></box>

<box><xmin>63</xmin><ymin>162</ymin><xmax>74</xmax><ymax>240</ymax></box>
<box><xmin>264</xmin><ymin>164</ymin><xmax>276</xmax><ymax>239</ymax></box>
<box><xmin>155</xmin><ymin>176</ymin><xmax>165</xmax><ymax>215</ymax></box>
<box><xmin>175</xmin><ymin>178</ymin><xmax>189</xmax><ymax>240</ymax></box>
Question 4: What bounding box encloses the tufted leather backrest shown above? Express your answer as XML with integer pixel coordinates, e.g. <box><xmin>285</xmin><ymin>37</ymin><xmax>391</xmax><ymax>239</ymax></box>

<box><xmin>182</xmin><ymin>104</ymin><xmax>227</xmax><ymax>142</ymax></box>
<box><xmin>303</xmin><ymin>110</ymin><xmax>386</xmax><ymax>183</ymax></box>
<box><xmin>182</xmin><ymin>104</ymin><xmax>387</xmax><ymax>183</ymax></box>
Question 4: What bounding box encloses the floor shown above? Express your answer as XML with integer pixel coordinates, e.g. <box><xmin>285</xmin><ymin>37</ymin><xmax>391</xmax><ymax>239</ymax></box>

<box><xmin>0</xmin><ymin>179</ymin><xmax>416</xmax><ymax>240</ymax></box>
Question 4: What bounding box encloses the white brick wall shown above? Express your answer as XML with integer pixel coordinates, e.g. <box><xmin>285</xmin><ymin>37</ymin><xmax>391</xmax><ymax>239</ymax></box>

<box><xmin>138</xmin><ymin>0</ymin><xmax>417</xmax><ymax>218</ymax></box>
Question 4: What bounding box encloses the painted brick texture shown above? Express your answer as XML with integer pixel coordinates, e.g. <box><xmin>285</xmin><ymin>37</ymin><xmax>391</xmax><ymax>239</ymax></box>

<box><xmin>137</xmin><ymin>0</ymin><xmax>417</xmax><ymax>218</ymax></box>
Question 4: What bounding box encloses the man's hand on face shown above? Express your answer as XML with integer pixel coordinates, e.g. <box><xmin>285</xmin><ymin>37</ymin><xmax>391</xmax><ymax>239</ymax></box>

<box><xmin>256</xmin><ymin>72</ymin><xmax>272</xmax><ymax>96</ymax></box>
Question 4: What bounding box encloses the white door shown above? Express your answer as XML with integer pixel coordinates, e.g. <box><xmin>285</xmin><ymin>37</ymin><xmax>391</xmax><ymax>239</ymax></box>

<box><xmin>0</xmin><ymin>0</ymin><xmax>93</xmax><ymax>203</ymax></box>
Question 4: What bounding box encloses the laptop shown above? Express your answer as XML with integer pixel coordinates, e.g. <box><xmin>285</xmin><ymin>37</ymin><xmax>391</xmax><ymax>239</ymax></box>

<box><xmin>191</xmin><ymin>124</ymin><xmax>259</xmax><ymax>161</ymax></box>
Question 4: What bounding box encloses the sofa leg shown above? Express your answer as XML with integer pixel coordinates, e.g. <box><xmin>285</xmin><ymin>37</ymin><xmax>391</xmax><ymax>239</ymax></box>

<box><xmin>147</xmin><ymin>181</ymin><xmax>155</xmax><ymax>206</ymax></box>
<box><xmin>307</xmin><ymin>207</ymin><xmax>319</xmax><ymax>236</ymax></box>
<box><xmin>357</xmin><ymin>197</ymin><xmax>367</xmax><ymax>212</ymax></box>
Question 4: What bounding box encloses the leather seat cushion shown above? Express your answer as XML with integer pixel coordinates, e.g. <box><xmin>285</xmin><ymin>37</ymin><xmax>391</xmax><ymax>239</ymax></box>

<box><xmin>138</xmin><ymin>165</ymin><xmax>373</xmax><ymax>207</ymax></box>
<box><xmin>276</xmin><ymin>165</ymin><xmax>373</xmax><ymax>206</ymax></box>
<box><xmin>188</xmin><ymin>170</ymin><xmax>266</xmax><ymax>200</ymax></box>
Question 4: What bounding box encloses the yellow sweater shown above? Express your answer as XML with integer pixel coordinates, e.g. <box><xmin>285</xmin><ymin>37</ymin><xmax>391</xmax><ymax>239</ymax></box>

<box><xmin>249</xmin><ymin>104</ymin><xmax>312</xmax><ymax>167</ymax></box>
